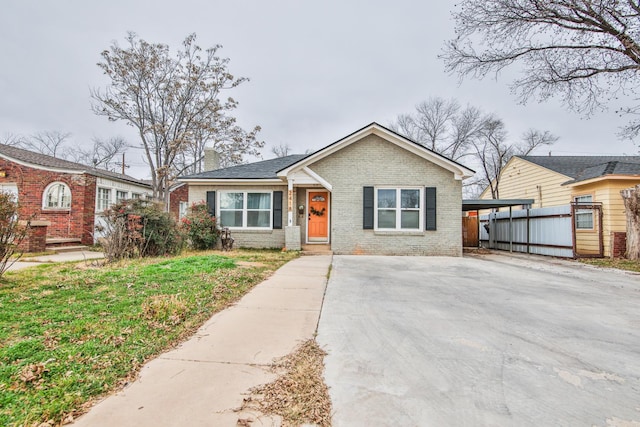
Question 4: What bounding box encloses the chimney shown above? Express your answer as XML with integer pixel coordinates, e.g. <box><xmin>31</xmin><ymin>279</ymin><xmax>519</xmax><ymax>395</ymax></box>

<box><xmin>204</xmin><ymin>148</ymin><xmax>220</xmax><ymax>171</ymax></box>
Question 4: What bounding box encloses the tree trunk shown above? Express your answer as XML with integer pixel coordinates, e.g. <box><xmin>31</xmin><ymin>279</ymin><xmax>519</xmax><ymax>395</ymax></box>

<box><xmin>620</xmin><ymin>185</ymin><xmax>640</xmax><ymax>259</ymax></box>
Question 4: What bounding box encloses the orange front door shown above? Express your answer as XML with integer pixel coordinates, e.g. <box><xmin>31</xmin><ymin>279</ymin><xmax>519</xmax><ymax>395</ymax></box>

<box><xmin>308</xmin><ymin>191</ymin><xmax>329</xmax><ymax>241</ymax></box>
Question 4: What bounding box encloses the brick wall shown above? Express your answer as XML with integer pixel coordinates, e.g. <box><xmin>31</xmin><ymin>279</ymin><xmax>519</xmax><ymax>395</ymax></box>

<box><xmin>307</xmin><ymin>134</ymin><xmax>463</xmax><ymax>256</ymax></box>
<box><xmin>169</xmin><ymin>183</ymin><xmax>189</xmax><ymax>219</ymax></box>
<box><xmin>0</xmin><ymin>158</ymin><xmax>96</xmax><ymax>245</ymax></box>
<box><xmin>611</xmin><ymin>231</ymin><xmax>627</xmax><ymax>258</ymax></box>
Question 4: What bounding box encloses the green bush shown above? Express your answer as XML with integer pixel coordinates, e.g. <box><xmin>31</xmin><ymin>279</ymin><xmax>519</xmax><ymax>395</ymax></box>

<box><xmin>180</xmin><ymin>202</ymin><xmax>220</xmax><ymax>250</ymax></box>
<box><xmin>98</xmin><ymin>199</ymin><xmax>182</xmax><ymax>261</ymax></box>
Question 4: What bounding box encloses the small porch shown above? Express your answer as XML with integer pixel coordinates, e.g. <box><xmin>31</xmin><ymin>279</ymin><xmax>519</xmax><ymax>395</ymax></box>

<box><xmin>282</xmin><ymin>167</ymin><xmax>333</xmax><ymax>251</ymax></box>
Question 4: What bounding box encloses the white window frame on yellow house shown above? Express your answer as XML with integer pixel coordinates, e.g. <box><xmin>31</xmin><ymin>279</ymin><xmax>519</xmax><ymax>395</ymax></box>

<box><xmin>573</xmin><ymin>194</ymin><xmax>594</xmax><ymax>230</ymax></box>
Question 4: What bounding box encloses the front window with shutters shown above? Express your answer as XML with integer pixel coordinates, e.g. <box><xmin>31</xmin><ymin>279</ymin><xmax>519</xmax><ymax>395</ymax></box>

<box><xmin>375</xmin><ymin>187</ymin><xmax>422</xmax><ymax>230</ymax></box>
<box><xmin>219</xmin><ymin>191</ymin><xmax>272</xmax><ymax>229</ymax></box>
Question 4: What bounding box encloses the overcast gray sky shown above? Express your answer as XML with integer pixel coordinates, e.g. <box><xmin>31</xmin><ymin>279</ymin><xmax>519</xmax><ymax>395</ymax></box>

<box><xmin>1</xmin><ymin>0</ymin><xmax>635</xmax><ymax>179</ymax></box>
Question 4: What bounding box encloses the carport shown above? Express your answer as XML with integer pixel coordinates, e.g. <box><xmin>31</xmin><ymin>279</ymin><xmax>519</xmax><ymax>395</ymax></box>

<box><xmin>462</xmin><ymin>199</ymin><xmax>534</xmax><ymax>251</ymax></box>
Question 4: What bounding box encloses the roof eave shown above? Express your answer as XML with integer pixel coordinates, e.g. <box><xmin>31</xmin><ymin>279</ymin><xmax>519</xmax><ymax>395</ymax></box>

<box><xmin>178</xmin><ymin>178</ymin><xmax>285</xmax><ymax>185</ymax></box>
<box><xmin>564</xmin><ymin>174</ymin><xmax>640</xmax><ymax>187</ymax></box>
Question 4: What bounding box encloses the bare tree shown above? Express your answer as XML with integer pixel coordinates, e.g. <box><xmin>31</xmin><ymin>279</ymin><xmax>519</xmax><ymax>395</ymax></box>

<box><xmin>91</xmin><ymin>32</ymin><xmax>264</xmax><ymax>208</ymax></box>
<box><xmin>22</xmin><ymin>131</ymin><xmax>71</xmax><ymax>158</ymax></box>
<box><xmin>1</xmin><ymin>133</ymin><xmax>24</xmax><ymax>147</ymax></box>
<box><xmin>66</xmin><ymin>136</ymin><xmax>129</xmax><ymax>172</ymax></box>
<box><xmin>473</xmin><ymin>121</ymin><xmax>558</xmax><ymax>199</ymax></box>
<box><xmin>390</xmin><ymin>97</ymin><xmax>484</xmax><ymax>160</ymax></box>
<box><xmin>442</xmin><ymin>0</ymin><xmax>640</xmax><ymax>130</ymax></box>
<box><xmin>271</xmin><ymin>142</ymin><xmax>292</xmax><ymax>158</ymax></box>
<box><xmin>442</xmin><ymin>1</ymin><xmax>640</xmax><ymax>257</ymax></box>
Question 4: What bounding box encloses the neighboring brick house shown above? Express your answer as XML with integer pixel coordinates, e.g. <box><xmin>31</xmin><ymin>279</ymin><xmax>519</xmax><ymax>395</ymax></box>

<box><xmin>179</xmin><ymin>122</ymin><xmax>474</xmax><ymax>255</ymax></box>
<box><xmin>0</xmin><ymin>143</ymin><xmax>153</xmax><ymax>251</ymax></box>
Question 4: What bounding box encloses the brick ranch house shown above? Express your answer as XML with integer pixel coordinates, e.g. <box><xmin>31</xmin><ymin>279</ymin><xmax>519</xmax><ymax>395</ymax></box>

<box><xmin>0</xmin><ymin>143</ymin><xmax>157</xmax><ymax>252</ymax></box>
<box><xmin>179</xmin><ymin>122</ymin><xmax>475</xmax><ymax>256</ymax></box>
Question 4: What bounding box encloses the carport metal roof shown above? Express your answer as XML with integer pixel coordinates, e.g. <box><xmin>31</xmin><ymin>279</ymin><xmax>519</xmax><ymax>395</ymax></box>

<box><xmin>462</xmin><ymin>199</ymin><xmax>534</xmax><ymax>211</ymax></box>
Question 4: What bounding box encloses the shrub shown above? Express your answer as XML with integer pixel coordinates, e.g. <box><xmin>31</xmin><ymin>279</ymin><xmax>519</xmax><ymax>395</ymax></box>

<box><xmin>98</xmin><ymin>199</ymin><xmax>182</xmax><ymax>262</ymax></box>
<box><xmin>180</xmin><ymin>202</ymin><xmax>220</xmax><ymax>250</ymax></box>
<box><xmin>0</xmin><ymin>191</ymin><xmax>29</xmax><ymax>278</ymax></box>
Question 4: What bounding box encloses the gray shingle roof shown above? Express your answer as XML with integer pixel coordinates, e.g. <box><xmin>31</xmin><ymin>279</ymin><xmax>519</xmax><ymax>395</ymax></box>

<box><xmin>0</xmin><ymin>143</ymin><xmax>151</xmax><ymax>187</ymax></box>
<box><xmin>519</xmin><ymin>155</ymin><xmax>640</xmax><ymax>184</ymax></box>
<box><xmin>180</xmin><ymin>154</ymin><xmax>308</xmax><ymax>180</ymax></box>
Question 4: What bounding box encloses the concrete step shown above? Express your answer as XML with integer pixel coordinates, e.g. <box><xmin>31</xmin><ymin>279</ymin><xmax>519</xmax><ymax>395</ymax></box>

<box><xmin>46</xmin><ymin>245</ymin><xmax>90</xmax><ymax>253</ymax></box>
<box><xmin>301</xmin><ymin>244</ymin><xmax>332</xmax><ymax>256</ymax></box>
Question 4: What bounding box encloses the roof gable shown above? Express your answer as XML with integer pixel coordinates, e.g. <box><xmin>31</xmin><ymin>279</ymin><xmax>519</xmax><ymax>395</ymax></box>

<box><xmin>277</xmin><ymin>122</ymin><xmax>474</xmax><ymax>180</ymax></box>
<box><xmin>0</xmin><ymin>143</ymin><xmax>150</xmax><ymax>187</ymax></box>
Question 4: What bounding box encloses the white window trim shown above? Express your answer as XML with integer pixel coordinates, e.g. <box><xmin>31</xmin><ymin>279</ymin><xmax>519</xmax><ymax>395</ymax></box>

<box><xmin>218</xmin><ymin>190</ymin><xmax>273</xmax><ymax>230</ymax></box>
<box><xmin>42</xmin><ymin>182</ymin><xmax>72</xmax><ymax>210</ymax></box>
<box><xmin>179</xmin><ymin>201</ymin><xmax>189</xmax><ymax>219</ymax></box>
<box><xmin>374</xmin><ymin>186</ymin><xmax>423</xmax><ymax>231</ymax></box>
<box><xmin>116</xmin><ymin>190</ymin><xmax>129</xmax><ymax>203</ymax></box>
<box><xmin>97</xmin><ymin>187</ymin><xmax>113</xmax><ymax>211</ymax></box>
<box><xmin>574</xmin><ymin>194</ymin><xmax>594</xmax><ymax>230</ymax></box>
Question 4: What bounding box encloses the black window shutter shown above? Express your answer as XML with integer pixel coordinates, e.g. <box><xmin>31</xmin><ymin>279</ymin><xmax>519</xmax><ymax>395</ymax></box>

<box><xmin>425</xmin><ymin>187</ymin><xmax>436</xmax><ymax>231</ymax></box>
<box><xmin>363</xmin><ymin>186</ymin><xmax>374</xmax><ymax>229</ymax></box>
<box><xmin>206</xmin><ymin>191</ymin><xmax>216</xmax><ymax>216</ymax></box>
<box><xmin>273</xmin><ymin>191</ymin><xmax>283</xmax><ymax>229</ymax></box>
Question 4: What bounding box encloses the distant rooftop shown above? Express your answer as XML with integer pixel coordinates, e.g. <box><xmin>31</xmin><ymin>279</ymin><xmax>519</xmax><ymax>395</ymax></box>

<box><xmin>0</xmin><ymin>143</ymin><xmax>151</xmax><ymax>187</ymax></box>
<box><xmin>519</xmin><ymin>155</ymin><xmax>640</xmax><ymax>184</ymax></box>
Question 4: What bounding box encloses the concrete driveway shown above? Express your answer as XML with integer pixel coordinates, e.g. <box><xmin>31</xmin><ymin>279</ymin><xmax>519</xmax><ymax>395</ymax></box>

<box><xmin>316</xmin><ymin>254</ymin><xmax>640</xmax><ymax>426</ymax></box>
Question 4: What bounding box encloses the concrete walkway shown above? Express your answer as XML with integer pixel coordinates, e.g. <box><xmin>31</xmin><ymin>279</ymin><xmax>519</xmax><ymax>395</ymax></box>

<box><xmin>73</xmin><ymin>255</ymin><xmax>332</xmax><ymax>427</ymax></box>
<box><xmin>8</xmin><ymin>250</ymin><xmax>105</xmax><ymax>271</ymax></box>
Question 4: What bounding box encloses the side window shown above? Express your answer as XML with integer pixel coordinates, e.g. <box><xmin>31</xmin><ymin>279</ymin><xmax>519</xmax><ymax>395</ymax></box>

<box><xmin>116</xmin><ymin>190</ymin><xmax>128</xmax><ymax>203</ymax></box>
<box><xmin>43</xmin><ymin>182</ymin><xmax>71</xmax><ymax>209</ymax></box>
<box><xmin>179</xmin><ymin>201</ymin><xmax>188</xmax><ymax>219</ymax></box>
<box><xmin>97</xmin><ymin>188</ymin><xmax>112</xmax><ymax>211</ymax></box>
<box><xmin>574</xmin><ymin>195</ymin><xmax>593</xmax><ymax>229</ymax></box>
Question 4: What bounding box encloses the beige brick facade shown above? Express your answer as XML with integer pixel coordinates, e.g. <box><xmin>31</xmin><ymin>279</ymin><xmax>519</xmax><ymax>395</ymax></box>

<box><xmin>189</xmin><ymin>184</ymin><xmax>288</xmax><ymax>248</ymax></box>
<box><xmin>185</xmin><ymin>127</ymin><xmax>467</xmax><ymax>256</ymax></box>
<box><xmin>307</xmin><ymin>134</ymin><xmax>462</xmax><ymax>256</ymax></box>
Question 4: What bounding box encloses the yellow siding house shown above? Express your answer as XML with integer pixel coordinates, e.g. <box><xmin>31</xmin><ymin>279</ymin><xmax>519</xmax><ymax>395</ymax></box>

<box><xmin>480</xmin><ymin>156</ymin><xmax>640</xmax><ymax>257</ymax></box>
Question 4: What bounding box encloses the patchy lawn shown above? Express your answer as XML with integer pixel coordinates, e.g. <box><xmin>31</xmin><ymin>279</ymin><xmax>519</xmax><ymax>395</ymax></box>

<box><xmin>0</xmin><ymin>249</ymin><xmax>298</xmax><ymax>427</ymax></box>
<box><xmin>579</xmin><ymin>257</ymin><xmax>640</xmax><ymax>273</ymax></box>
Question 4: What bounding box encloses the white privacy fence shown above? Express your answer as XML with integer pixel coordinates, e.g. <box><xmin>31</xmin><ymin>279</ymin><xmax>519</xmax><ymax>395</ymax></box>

<box><xmin>479</xmin><ymin>205</ymin><xmax>574</xmax><ymax>258</ymax></box>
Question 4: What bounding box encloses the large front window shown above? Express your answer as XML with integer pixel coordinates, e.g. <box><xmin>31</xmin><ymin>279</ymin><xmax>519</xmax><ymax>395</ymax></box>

<box><xmin>574</xmin><ymin>195</ymin><xmax>593</xmax><ymax>229</ymax></box>
<box><xmin>219</xmin><ymin>191</ymin><xmax>272</xmax><ymax>228</ymax></box>
<box><xmin>376</xmin><ymin>188</ymin><xmax>421</xmax><ymax>230</ymax></box>
<box><xmin>43</xmin><ymin>182</ymin><xmax>71</xmax><ymax>209</ymax></box>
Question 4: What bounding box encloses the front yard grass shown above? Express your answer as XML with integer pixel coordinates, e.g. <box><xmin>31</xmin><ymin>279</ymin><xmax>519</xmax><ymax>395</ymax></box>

<box><xmin>579</xmin><ymin>257</ymin><xmax>640</xmax><ymax>273</ymax></box>
<box><xmin>0</xmin><ymin>249</ymin><xmax>298</xmax><ymax>427</ymax></box>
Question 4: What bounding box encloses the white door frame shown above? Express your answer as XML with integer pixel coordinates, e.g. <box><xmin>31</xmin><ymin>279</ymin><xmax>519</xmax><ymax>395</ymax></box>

<box><xmin>305</xmin><ymin>189</ymin><xmax>330</xmax><ymax>244</ymax></box>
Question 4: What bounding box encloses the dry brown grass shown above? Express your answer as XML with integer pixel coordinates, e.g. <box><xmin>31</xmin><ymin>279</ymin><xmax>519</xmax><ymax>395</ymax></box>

<box><xmin>242</xmin><ymin>339</ymin><xmax>332</xmax><ymax>426</ymax></box>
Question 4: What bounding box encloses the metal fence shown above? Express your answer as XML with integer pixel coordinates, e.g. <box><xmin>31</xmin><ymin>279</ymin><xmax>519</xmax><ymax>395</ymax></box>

<box><xmin>479</xmin><ymin>205</ymin><xmax>574</xmax><ymax>257</ymax></box>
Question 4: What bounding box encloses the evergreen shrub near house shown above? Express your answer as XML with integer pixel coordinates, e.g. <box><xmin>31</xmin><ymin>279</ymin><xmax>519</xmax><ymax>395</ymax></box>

<box><xmin>98</xmin><ymin>199</ymin><xmax>182</xmax><ymax>262</ymax></box>
<box><xmin>180</xmin><ymin>202</ymin><xmax>221</xmax><ymax>250</ymax></box>
<box><xmin>0</xmin><ymin>191</ymin><xmax>29</xmax><ymax>278</ymax></box>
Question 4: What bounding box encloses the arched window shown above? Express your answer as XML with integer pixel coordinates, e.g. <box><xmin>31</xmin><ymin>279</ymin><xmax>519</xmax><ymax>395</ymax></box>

<box><xmin>43</xmin><ymin>182</ymin><xmax>71</xmax><ymax>209</ymax></box>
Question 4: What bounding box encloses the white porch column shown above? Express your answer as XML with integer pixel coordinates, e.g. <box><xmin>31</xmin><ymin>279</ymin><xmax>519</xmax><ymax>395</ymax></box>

<box><xmin>287</xmin><ymin>179</ymin><xmax>293</xmax><ymax>226</ymax></box>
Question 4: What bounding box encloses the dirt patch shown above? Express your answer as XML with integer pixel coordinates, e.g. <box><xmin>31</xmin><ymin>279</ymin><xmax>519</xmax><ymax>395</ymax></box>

<box><xmin>236</xmin><ymin>261</ymin><xmax>267</xmax><ymax>268</ymax></box>
<box><xmin>240</xmin><ymin>339</ymin><xmax>332</xmax><ymax>426</ymax></box>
